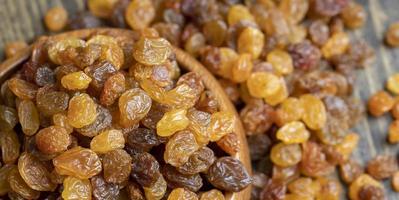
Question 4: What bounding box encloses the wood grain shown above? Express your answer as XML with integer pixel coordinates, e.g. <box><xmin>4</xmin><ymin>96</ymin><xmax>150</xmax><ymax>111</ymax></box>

<box><xmin>1</xmin><ymin>0</ymin><xmax>399</xmax><ymax>199</ymax></box>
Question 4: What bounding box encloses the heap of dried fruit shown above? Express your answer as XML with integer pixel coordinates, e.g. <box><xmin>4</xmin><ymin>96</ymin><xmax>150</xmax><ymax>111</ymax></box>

<box><xmin>0</xmin><ymin>33</ymin><xmax>251</xmax><ymax>200</ymax></box>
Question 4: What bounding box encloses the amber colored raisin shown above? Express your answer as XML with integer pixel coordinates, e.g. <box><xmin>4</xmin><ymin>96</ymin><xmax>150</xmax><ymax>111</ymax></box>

<box><xmin>358</xmin><ymin>185</ymin><xmax>385</xmax><ymax>200</ymax></box>
<box><xmin>227</xmin><ymin>4</ymin><xmax>255</xmax><ymax>26</ymax></box>
<box><xmin>91</xmin><ymin>175</ymin><xmax>120</xmax><ymax>200</ymax></box>
<box><xmin>45</xmin><ymin>7</ymin><xmax>68</xmax><ymax>31</ymax></box>
<box><xmin>208</xmin><ymin>112</ymin><xmax>235</xmax><ymax>142</ymax></box>
<box><xmin>143</xmin><ymin>175</ymin><xmax>167</xmax><ymax>200</ymax></box>
<box><xmin>300</xmin><ymin>141</ymin><xmax>334</xmax><ymax>177</ymax></box>
<box><xmin>184</xmin><ymin>33</ymin><xmax>206</xmax><ymax>57</ymax></box>
<box><xmin>321</xmin><ymin>32</ymin><xmax>350</xmax><ymax>59</ymax></box>
<box><xmin>288</xmin><ymin>177</ymin><xmax>320</xmax><ymax>198</ymax></box>
<box><xmin>334</xmin><ymin>133</ymin><xmax>359</xmax><ymax>161</ymax></box>
<box><xmin>207</xmin><ymin>157</ymin><xmax>251</xmax><ymax>192</ymax></box>
<box><xmin>4</xmin><ymin>41</ymin><xmax>28</xmax><ymax>58</ymax></box>
<box><xmin>125</xmin><ymin>0</ymin><xmax>155</xmax><ymax>30</ymax></box>
<box><xmin>200</xmin><ymin>189</ymin><xmax>224</xmax><ymax>200</ymax></box>
<box><xmin>300</xmin><ymin>94</ymin><xmax>327</xmax><ymax>130</ymax></box>
<box><xmin>230</xmin><ymin>53</ymin><xmax>253</xmax><ymax>83</ymax></box>
<box><xmin>8</xmin><ymin>78</ymin><xmax>37</xmax><ymax>100</ymax></box>
<box><xmin>53</xmin><ymin>146</ymin><xmax>102</xmax><ymax>179</ymax></box>
<box><xmin>216</xmin><ymin>132</ymin><xmax>240</xmax><ymax>156</ymax></box>
<box><xmin>100</xmin><ymin>72</ymin><xmax>126</xmax><ymax>106</ymax></box>
<box><xmin>247</xmin><ymin>72</ymin><xmax>281</xmax><ymax>98</ymax></box>
<box><xmin>349</xmin><ymin>174</ymin><xmax>383</xmax><ymax>200</ymax></box>
<box><xmin>274</xmin><ymin>98</ymin><xmax>303</xmax><ymax>126</ymax></box>
<box><xmin>264</xmin><ymin>77</ymin><xmax>288</xmax><ymax>106</ymax></box>
<box><xmin>103</xmin><ymin>149</ymin><xmax>132</xmax><ymax>184</ymax></box>
<box><xmin>0</xmin><ymin>164</ymin><xmax>15</xmax><ymax>195</ymax></box>
<box><xmin>8</xmin><ymin>168</ymin><xmax>40</xmax><ymax>199</ymax></box>
<box><xmin>119</xmin><ymin>88</ymin><xmax>151</xmax><ymax>127</ymax></box>
<box><xmin>203</xmin><ymin>20</ymin><xmax>227</xmax><ymax>47</ymax></box>
<box><xmin>168</xmin><ymin>188</ymin><xmax>198</xmax><ymax>200</ymax></box>
<box><xmin>164</xmin><ymin>130</ymin><xmax>200</xmax><ymax>167</ymax></box>
<box><xmin>279</xmin><ymin>0</ymin><xmax>309</xmax><ymax>24</ymax></box>
<box><xmin>18</xmin><ymin>152</ymin><xmax>55</xmax><ymax>191</ymax></box>
<box><xmin>392</xmin><ymin>171</ymin><xmax>399</xmax><ymax>192</ymax></box>
<box><xmin>366</xmin><ymin>155</ymin><xmax>398</xmax><ymax>180</ymax></box>
<box><xmin>16</xmin><ymin>100</ymin><xmax>39</xmax><ymax>136</ymax></box>
<box><xmin>1</xmin><ymin>130</ymin><xmax>20</xmax><ymax>164</ymax></box>
<box><xmin>315</xmin><ymin>177</ymin><xmax>342</xmax><ymax>200</ymax></box>
<box><xmin>157</xmin><ymin>109</ymin><xmax>190</xmax><ymax>137</ymax></box>
<box><xmin>47</xmin><ymin>38</ymin><xmax>86</xmax><ymax>65</ymax></box>
<box><xmin>267</xmin><ymin>49</ymin><xmax>293</xmax><ymax>75</ymax></box>
<box><xmin>270</xmin><ymin>143</ymin><xmax>302</xmax><ymax>167</ymax></box>
<box><xmin>1</xmin><ymin>80</ymin><xmax>16</xmax><ymax>108</ymax></box>
<box><xmin>272</xmin><ymin>165</ymin><xmax>300</xmax><ymax>184</ymax></box>
<box><xmin>162</xmin><ymin>164</ymin><xmax>203</xmax><ymax>192</ymax></box>
<box><xmin>67</xmin><ymin>93</ymin><xmax>97</xmax><ymax>128</ymax></box>
<box><xmin>90</xmin><ymin>129</ymin><xmax>125</xmax><ymax>154</ymax></box>
<box><xmin>260</xmin><ymin>178</ymin><xmax>286</xmax><ymax>200</ymax></box>
<box><xmin>368</xmin><ymin>90</ymin><xmax>395</xmax><ymax>117</ymax></box>
<box><xmin>62</xmin><ymin>176</ymin><xmax>92</xmax><ymax>200</ymax></box>
<box><xmin>386</xmin><ymin>22</ymin><xmax>399</xmax><ymax>47</ymax></box>
<box><xmin>35</xmin><ymin>126</ymin><xmax>70</xmax><ymax>154</ymax></box>
<box><xmin>339</xmin><ymin>160</ymin><xmax>363</xmax><ymax>184</ymax></box>
<box><xmin>52</xmin><ymin>113</ymin><xmax>73</xmax><ymax>134</ymax></box>
<box><xmin>341</xmin><ymin>2</ymin><xmax>366</xmax><ymax>29</ymax></box>
<box><xmin>237</xmin><ymin>27</ymin><xmax>264</xmax><ymax>59</ymax></box>
<box><xmin>386</xmin><ymin>73</ymin><xmax>399</xmax><ymax>95</ymax></box>
<box><xmin>36</xmin><ymin>86</ymin><xmax>69</xmax><ymax>117</ymax></box>
<box><xmin>61</xmin><ymin>71</ymin><xmax>92</xmax><ymax>90</ymax></box>
<box><xmin>276</xmin><ymin>121</ymin><xmax>310</xmax><ymax>144</ymax></box>
<box><xmin>130</xmin><ymin>152</ymin><xmax>161</xmax><ymax>187</ymax></box>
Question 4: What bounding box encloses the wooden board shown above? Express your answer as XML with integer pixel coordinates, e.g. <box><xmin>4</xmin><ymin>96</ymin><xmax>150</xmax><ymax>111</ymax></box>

<box><xmin>0</xmin><ymin>0</ymin><xmax>399</xmax><ymax>199</ymax></box>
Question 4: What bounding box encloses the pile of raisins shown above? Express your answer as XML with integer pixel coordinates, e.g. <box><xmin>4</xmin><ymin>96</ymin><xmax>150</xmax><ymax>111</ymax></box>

<box><xmin>0</xmin><ymin>32</ymin><xmax>252</xmax><ymax>199</ymax></box>
<box><xmin>3</xmin><ymin>0</ymin><xmax>399</xmax><ymax>199</ymax></box>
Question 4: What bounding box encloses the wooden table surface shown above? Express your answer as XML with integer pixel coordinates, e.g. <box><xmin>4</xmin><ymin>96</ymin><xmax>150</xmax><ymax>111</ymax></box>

<box><xmin>1</xmin><ymin>0</ymin><xmax>399</xmax><ymax>199</ymax></box>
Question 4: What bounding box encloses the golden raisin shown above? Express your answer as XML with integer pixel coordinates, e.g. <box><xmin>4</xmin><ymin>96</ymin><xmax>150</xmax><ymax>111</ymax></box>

<box><xmin>45</xmin><ymin>7</ymin><xmax>68</xmax><ymax>31</ymax></box>
<box><xmin>8</xmin><ymin>77</ymin><xmax>37</xmax><ymax>100</ymax></box>
<box><xmin>61</xmin><ymin>71</ymin><xmax>92</xmax><ymax>90</ymax></box>
<box><xmin>275</xmin><ymin>97</ymin><xmax>304</xmax><ymax>126</ymax></box>
<box><xmin>386</xmin><ymin>73</ymin><xmax>399</xmax><ymax>95</ymax></box>
<box><xmin>67</xmin><ymin>93</ymin><xmax>97</xmax><ymax>128</ymax></box>
<box><xmin>270</xmin><ymin>143</ymin><xmax>302</xmax><ymax>167</ymax></box>
<box><xmin>119</xmin><ymin>88</ymin><xmax>152</xmax><ymax>127</ymax></box>
<box><xmin>4</xmin><ymin>41</ymin><xmax>28</xmax><ymax>58</ymax></box>
<box><xmin>167</xmin><ymin>188</ymin><xmax>198</xmax><ymax>200</ymax></box>
<box><xmin>48</xmin><ymin>38</ymin><xmax>86</xmax><ymax>65</ymax></box>
<box><xmin>125</xmin><ymin>0</ymin><xmax>155</xmax><ymax>30</ymax></box>
<box><xmin>389</xmin><ymin>120</ymin><xmax>399</xmax><ymax>144</ymax></box>
<box><xmin>156</xmin><ymin>109</ymin><xmax>190</xmax><ymax>137</ymax></box>
<box><xmin>218</xmin><ymin>48</ymin><xmax>238</xmax><ymax>78</ymax></box>
<box><xmin>227</xmin><ymin>5</ymin><xmax>255</xmax><ymax>26</ymax></box>
<box><xmin>263</xmin><ymin>77</ymin><xmax>288</xmax><ymax>106</ymax></box>
<box><xmin>321</xmin><ymin>32</ymin><xmax>350</xmax><ymax>59</ymax></box>
<box><xmin>17</xmin><ymin>100</ymin><xmax>39</xmax><ymax>136</ymax></box>
<box><xmin>52</xmin><ymin>113</ymin><xmax>73</xmax><ymax>134</ymax></box>
<box><xmin>368</xmin><ymin>90</ymin><xmax>394</xmax><ymax>117</ymax></box>
<box><xmin>334</xmin><ymin>133</ymin><xmax>359</xmax><ymax>161</ymax></box>
<box><xmin>300</xmin><ymin>94</ymin><xmax>327</xmax><ymax>130</ymax></box>
<box><xmin>340</xmin><ymin>2</ymin><xmax>367</xmax><ymax>29</ymax></box>
<box><xmin>208</xmin><ymin>112</ymin><xmax>235</xmax><ymax>142</ymax></box>
<box><xmin>164</xmin><ymin>130</ymin><xmax>200</xmax><ymax>167</ymax></box>
<box><xmin>133</xmin><ymin>37</ymin><xmax>172</xmax><ymax>65</ymax></box>
<box><xmin>279</xmin><ymin>0</ymin><xmax>309</xmax><ymax>24</ymax></box>
<box><xmin>349</xmin><ymin>174</ymin><xmax>383</xmax><ymax>200</ymax></box>
<box><xmin>315</xmin><ymin>177</ymin><xmax>342</xmax><ymax>200</ymax></box>
<box><xmin>200</xmin><ymin>189</ymin><xmax>224</xmax><ymax>200</ymax></box>
<box><xmin>288</xmin><ymin>177</ymin><xmax>320</xmax><ymax>198</ymax></box>
<box><xmin>62</xmin><ymin>176</ymin><xmax>92</xmax><ymax>200</ymax></box>
<box><xmin>267</xmin><ymin>49</ymin><xmax>294</xmax><ymax>75</ymax></box>
<box><xmin>90</xmin><ymin>129</ymin><xmax>125</xmax><ymax>154</ymax></box>
<box><xmin>35</xmin><ymin>126</ymin><xmax>71</xmax><ymax>154</ymax></box>
<box><xmin>386</xmin><ymin>22</ymin><xmax>399</xmax><ymax>47</ymax></box>
<box><xmin>247</xmin><ymin>72</ymin><xmax>281</xmax><ymax>98</ymax></box>
<box><xmin>276</xmin><ymin>121</ymin><xmax>310</xmax><ymax>144</ymax></box>
<box><xmin>88</xmin><ymin>0</ymin><xmax>118</xmax><ymax>18</ymax></box>
<box><xmin>237</xmin><ymin>27</ymin><xmax>264</xmax><ymax>59</ymax></box>
<box><xmin>231</xmin><ymin>53</ymin><xmax>253</xmax><ymax>83</ymax></box>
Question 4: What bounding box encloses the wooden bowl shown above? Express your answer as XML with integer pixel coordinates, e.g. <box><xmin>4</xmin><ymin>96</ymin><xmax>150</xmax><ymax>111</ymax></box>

<box><xmin>0</xmin><ymin>28</ymin><xmax>252</xmax><ymax>200</ymax></box>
